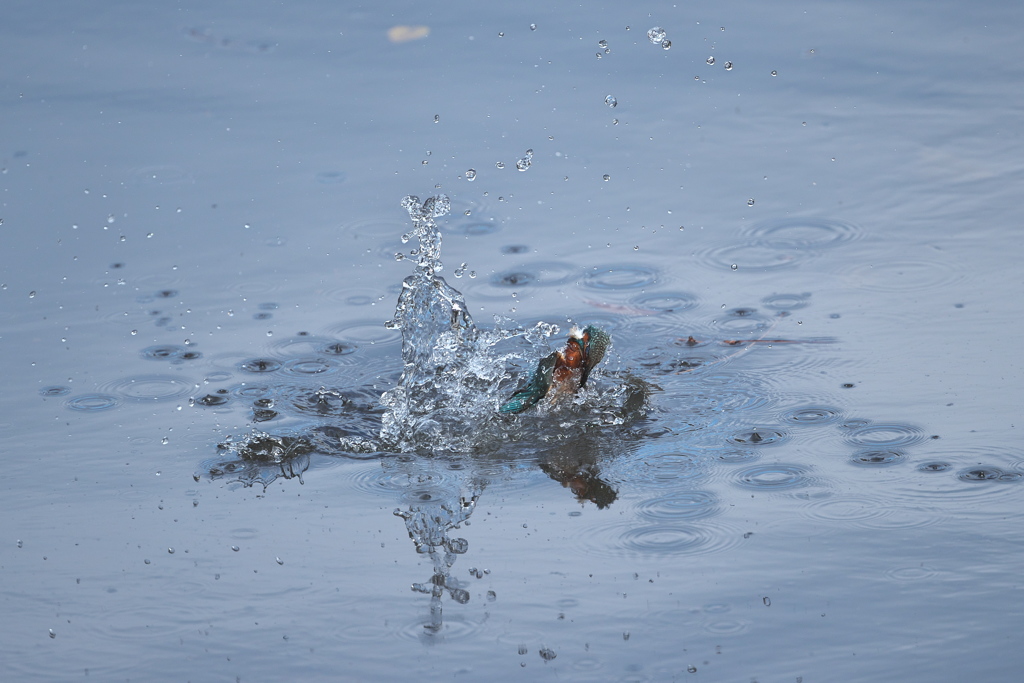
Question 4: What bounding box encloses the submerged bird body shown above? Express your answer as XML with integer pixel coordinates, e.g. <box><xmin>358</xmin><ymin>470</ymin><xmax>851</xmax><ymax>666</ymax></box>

<box><xmin>499</xmin><ymin>325</ymin><xmax>609</xmax><ymax>414</ymax></box>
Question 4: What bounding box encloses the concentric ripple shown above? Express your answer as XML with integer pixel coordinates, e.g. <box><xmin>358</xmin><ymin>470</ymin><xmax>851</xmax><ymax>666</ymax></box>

<box><xmin>892</xmin><ymin>448</ymin><xmax>1024</xmax><ymax>506</ymax></box>
<box><xmin>781</xmin><ymin>405</ymin><xmax>843</xmax><ymax>426</ymax></box>
<box><xmin>800</xmin><ymin>494</ymin><xmax>945</xmax><ymax>531</ymax></box>
<box><xmin>733</xmin><ymin>463</ymin><xmax>813</xmax><ymax>490</ymax></box>
<box><xmin>325</xmin><ymin>319</ymin><xmax>401</xmax><ymax>346</ymax></box>
<box><xmin>634</xmin><ymin>491</ymin><xmax>721</xmax><ymax>522</ymax></box>
<box><xmin>396</xmin><ymin>614</ymin><xmax>484</xmax><ymax>641</ymax></box>
<box><xmin>102</xmin><ymin>375</ymin><xmax>195</xmax><ymax>402</ymax></box>
<box><xmin>475</xmin><ymin>261</ymin><xmax>579</xmax><ymax>299</ymax></box>
<box><xmin>140</xmin><ymin>344</ymin><xmax>202</xmax><ymax>362</ymax></box>
<box><xmin>575</xmin><ymin>519</ymin><xmax>745</xmax><ymax>559</ymax></box>
<box><xmin>727</xmin><ymin>429</ymin><xmax>789</xmax><ymax>447</ymax></box>
<box><xmin>849</xmin><ymin>449</ymin><xmax>906</xmax><ymax>467</ymax></box>
<box><xmin>917</xmin><ymin>462</ymin><xmax>952</xmax><ymax>473</ymax></box>
<box><xmin>280</xmin><ymin>357</ymin><xmax>342</xmax><ymax>377</ymax></box>
<box><xmin>743</xmin><ymin>217</ymin><xmax>862</xmax><ymax>250</ymax></box>
<box><xmin>761</xmin><ymin>292</ymin><xmax>811</xmax><ymax>311</ymax></box>
<box><xmin>957</xmin><ymin>467</ymin><xmax>1022</xmax><ymax>482</ymax></box>
<box><xmin>843</xmin><ymin>423</ymin><xmax>925</xmax><ymax>448</ymax></box>
<box><xmin>628</xmin><ymin>291</ymin><xmax>700</xmax><ymax>314</ymax></box>
<box><xmin>634</xmin><ymin>452</ymin><xmax>707</xmax><ymax>487</ymax></box>
<box><xmin>580</xmin><ymin>264</ymin><xmax>659</xmax><ymax>290</ymax></box>
<box><xmin>65</xmin><ymin>394</ymin><xmax>120</xmax><ymax>412</ymax></box>
<box><xmin>343</xmin><ymin>459</ymin><xmax>461</xmax><ymax>497</ymax></box>
<box><xmin>697</xmin><ymin>243</ymin><xmax>809</xmax><ymax>271</ymax></box>
<box><xmin>714</xmin><ymin>313</ymin><xmax>775</xmax><ymax>336</ymax></box>
<box><xmin>40</xmin><ymin>385</ymin><xmax>71</xmax><ymax>397</ymax></box>
<box><xmin>238</xmin><ymin>358</ymin><xmax>284</xmax><ymax>373</ymax></box>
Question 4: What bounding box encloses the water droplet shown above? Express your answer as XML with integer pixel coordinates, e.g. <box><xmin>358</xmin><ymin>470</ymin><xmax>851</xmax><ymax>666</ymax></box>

<box><xmin>771</xmin><ymin>70</ymin><xmax>778</xmax><ymax>76</ymax></box>
<box><xmin>144</xmin><ymin>559</ymin><xmax>151</xmax><ymax>564</ymax></box>
<box><xmin>598</xmin><ymin>40</ymin><xmax>608</xmax><ymax>48</ymax></box>
<box><xmin>763</xmin><ymin>596</ymin><xmax>771</xmax><ymax>606</ymax></box>
<box><xmin>495</xmin><ymin>161</ymin><xmax>505</xmax><ymax>169</ymax></box>
<box><xmin>465</xmin><ymin>168</ymin><xmax>476</xmax><ymax>181</ymax></box>
<box><xmin>688</xmin><ymin>665</ymin><xmax>697</xmax><ymax>673</ymax></box>
<box><xmin>276</xmin><ymin>557</ymin><xmax>284</xmax><ymax>565</ymax></box>
<box><xmin>647</xmin><ymin>27</ymin><xmax>667</xmax><ymax>44</ymax></box>
<box><xmin>498</xmin><ymin>32</ymin><xmax>504</xmax><ymax>37</ymax></box>
<box><xmin>160</xmin><ymin>437</ymin><xmax>169</xmax><ymax>445</ymax></box>
<box><xmin>724</xmin><ymin>61</ymin><xmax>733</xmax><ymax>70</ymax></box>
<box><xmin>661</xmin><ymin>39</ymin><xmax>671</xmax><ymax>50</ymax></box>
<box><xmin>231</xmin><ymin>545</ymin><xmax>240</xmax><ymax>552</ymax></box>
<box><xmin>49</xmin><ymin>629</ymin><xmax>56</xmax><ymax>639</ymax></box>
<box><xmin>28</xmin><ymin>291</ymin><xmax>36</xmax><ymax>298</ymax></box>
<box><xmin>516</xmin><ymin>149</ymin><xmax>533</xmax><ymax>172</ymax></box>
<box><xmin>167</xmin><ymin>547</ymin><xmax>175</xmax><ymax>554</ymax></box>
<box><xmin>603</xmin><ymin>174</ymin><xmax>610</xmax><ymax>181</ymax></box>
<box><xmin>529</xmin><ymin>23</ymin><xmax>537</xmax><ymax>31</ymax></box>
<box><xmin>605</xmin><ymin>95</ymin><xmax>618</xmax><ymax>108</ymax></box>
<box><xmin>706</xmin><ymin>56</ymin><xmax>715</xmax><ymax>65</ymax></box>
<box><xmin>596</xmin><ymin>52</ymin><xmax>602</xmax><ymax>59</ymax></box>
<box><xmin>747</xmin><ymin>198</ymin><xmax>755</xmax><ymax>206</ymax></box>
<box><xmin>16</xmin><ymin>540</ymin><xmax>22</xmax><ymax>548</ymax></box>
<box><xmin>731</xmin><ymin>264</ymin><xmax>738</xmax><ymax>271</ymax></box>
<box><xmin>433</xmin><ymin>114</ymin><xmax>439</xmax><ymax>123</ymax></box>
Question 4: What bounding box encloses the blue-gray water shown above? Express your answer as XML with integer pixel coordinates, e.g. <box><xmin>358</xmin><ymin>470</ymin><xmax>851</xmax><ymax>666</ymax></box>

<box><xmin>3</xmin><ymin>1</ymin><xmax>1023</xmax><ymax>680</ymax></box>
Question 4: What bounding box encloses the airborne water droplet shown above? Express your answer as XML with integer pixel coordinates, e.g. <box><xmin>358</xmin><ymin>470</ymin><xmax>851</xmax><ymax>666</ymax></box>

<box><xmin>605</xmin><ymin>95</ymin><xmax>617</xmax><ymax>108</ymax></box>
<box><xmin>706</xmin><ymin>56</ymin><xmax>716</xmax><ymax>65</ymax></box>
<box><xmin>747</xmin><ymin>198</ymin><xmax>755</xmax><ymax>206</ymax></box>
<box><xmin>465</xmin><ymin>169</ymin><xmax>476</xmax><ymax>181</ymax></box>
<box><xmin>647</xmin><ymin>27</ymin><xmax>667</xmax><ymax>44</ymax></box>
<box><xmin>724</xmin><ymin>61</ymin><xmax>733</xmax><ymax>70</ymax></box>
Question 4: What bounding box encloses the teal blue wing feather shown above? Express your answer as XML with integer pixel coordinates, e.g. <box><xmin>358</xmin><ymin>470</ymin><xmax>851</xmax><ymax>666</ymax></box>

<box><xmin>499</xmin><ymin>352</ymin><xmax>557</xmax><ymax>414</ymax></box>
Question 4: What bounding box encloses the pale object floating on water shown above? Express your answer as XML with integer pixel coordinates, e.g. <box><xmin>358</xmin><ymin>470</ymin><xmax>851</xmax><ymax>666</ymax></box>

<box><xmin>387</xmin><ymin>25</ymin><xmax>430</xmax><ymax>43</ymax></box>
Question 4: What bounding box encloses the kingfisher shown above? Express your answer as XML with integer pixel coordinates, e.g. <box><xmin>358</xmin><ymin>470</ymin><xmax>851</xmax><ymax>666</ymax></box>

<box><xmin>499</xmin><ymin>325</ymin><xmax>610</xmax><ymax>414</ymax></box>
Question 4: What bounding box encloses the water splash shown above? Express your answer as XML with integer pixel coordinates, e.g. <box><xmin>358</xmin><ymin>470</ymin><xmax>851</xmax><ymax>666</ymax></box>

<box><xmin>379</xmin><ymin>194</ymin><xmax>551</xmax><ymax>453</ymax></box>
<box><xmin>378</xmin><ymin>193</ymin><xmax>648</xmax><ymax>454</ymax></box>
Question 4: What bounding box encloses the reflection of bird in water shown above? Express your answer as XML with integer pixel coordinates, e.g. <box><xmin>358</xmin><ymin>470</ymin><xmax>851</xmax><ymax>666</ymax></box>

<box><xmin>500</xmin><ymin>325</ymin><xmax>610</xmax><ymax>414</ymax></box>
<box><xmin>540</xmin><ymin>461</ymin><xmax>618</xmax><ymax>509</ymax></box>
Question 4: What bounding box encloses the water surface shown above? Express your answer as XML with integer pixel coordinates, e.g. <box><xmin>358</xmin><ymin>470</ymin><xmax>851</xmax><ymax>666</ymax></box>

<box><xmin>3</xmin><ymin>1</ymin><xmax>1023</xmax><ymax>680</ymax></box>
